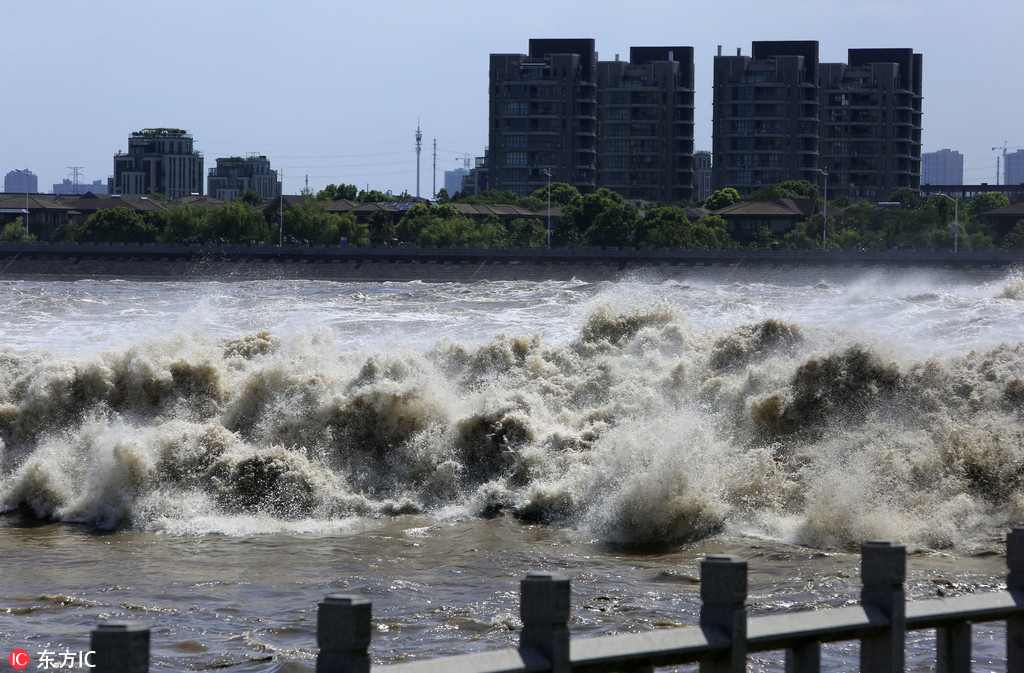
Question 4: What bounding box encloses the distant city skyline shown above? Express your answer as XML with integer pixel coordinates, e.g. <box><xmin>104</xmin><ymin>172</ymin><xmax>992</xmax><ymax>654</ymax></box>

<box><xmin>2</xmin><ymin>0</ymin><xmax>1021</xmax><ymax>196</ymax></box>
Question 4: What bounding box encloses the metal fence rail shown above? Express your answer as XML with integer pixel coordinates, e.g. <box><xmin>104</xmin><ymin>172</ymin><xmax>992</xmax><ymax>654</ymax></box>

<box><xmin>88</xmin><ymin>530</ymin><xmax>1024</xmax><ymax>673</ymax></box>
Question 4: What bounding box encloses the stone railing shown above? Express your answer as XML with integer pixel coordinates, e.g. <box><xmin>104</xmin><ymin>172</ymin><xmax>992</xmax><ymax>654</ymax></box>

<box><xmin>86</xmin><ymin>531</ymin><xmax>1024</xmax><ymax>672</ymax></box>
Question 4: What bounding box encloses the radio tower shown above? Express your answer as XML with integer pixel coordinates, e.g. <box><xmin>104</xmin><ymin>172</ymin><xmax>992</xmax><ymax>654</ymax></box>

<box><xmin>415</xmin><ymin>120</ymin><xmax>423</xmax><ymax>198</ymax></box>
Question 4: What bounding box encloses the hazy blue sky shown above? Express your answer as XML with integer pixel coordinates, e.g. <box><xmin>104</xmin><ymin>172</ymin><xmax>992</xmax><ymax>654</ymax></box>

<box><xmin>3</xmin><ymin>0</ymin><xmax>1020</xmax><ymax>195</ymax></box>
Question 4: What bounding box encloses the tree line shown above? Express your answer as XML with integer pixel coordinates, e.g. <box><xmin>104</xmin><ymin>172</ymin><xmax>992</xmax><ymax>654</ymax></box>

<box><xmin>1</xmin><ymin>181</ymin><xmax>1021</xmax><ymax>251</ymax></box>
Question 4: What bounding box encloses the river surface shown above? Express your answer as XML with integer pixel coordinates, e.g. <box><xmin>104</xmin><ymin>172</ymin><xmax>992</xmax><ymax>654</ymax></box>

<box><xmin>2</xmin><ymin>268</ymin><xmax>1023</xmax><ymax>670</ymax></box>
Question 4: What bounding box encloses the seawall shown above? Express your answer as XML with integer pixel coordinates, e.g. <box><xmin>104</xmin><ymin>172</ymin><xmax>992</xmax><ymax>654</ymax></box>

<box><xmin>0</xmin><ymin>242</ymin><xmax>1021</xmax><ymax>283</ymax></box>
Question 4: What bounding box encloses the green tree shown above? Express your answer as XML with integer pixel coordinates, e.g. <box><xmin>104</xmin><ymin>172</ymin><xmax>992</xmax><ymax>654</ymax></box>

<box><xmin>367</xmin><ymin>211</ymin><xmax>397</xmax><ymax>245</ymax></box>
<box><xmin>237</xmin><ymin>189</ymin><xmax>263</xmax><ymax>206</ymax></box>
<box><xmin>515</xmin><ymin>195</ymin><xmax>546</xmax><ymax>212</ymax></box>
<box><xmin>888</xmin><ymin>188</ymin><xmax>920</xmax><ymax>209</ymax></box>
<box><xmin>703</xmin><ymin>187</ymin><xmax>740</xmax><ymax>211</ymax></box>
<box><xmin>505</xmin><ymin>218</ymin><xmax>547</xmax><ymax>248</ymax></box>
<box><xmin>83</xmin><ymin>207</ymin><xmax>158</xmax><ymax>243</ymax></box>
<box><xmin>557</xmin><ymin>188</ymin><xmax>626</xmax><ymax>246</ymax></box>
<box><xmin>0</xmin><ymin>219</ymin><xmax>30</xmax><ymax>243</ymax></box>
<box><xmin>208</xmin><ymin>201</ymin><xmax>270</xmax><ymax>243</ymax></box>
<box><xmin>529</xmin><ymin>182</ymin><xmax>580</xmax><ymax>207</ymax></box>
<box><xmin>635</xmin><ymin>205</ymin><xmax>692</xmax><ymax>248</ymax></box>
<box><xmin>966</xmin><ymin>191</ymin><xmax>1011</xmax><ymax>222</ymax></box>
<box><xmin>51</xmin><ymin>221</ymin><xmax>85</xmax><ymax>243</ymax></box>
<box><xmin>1001</xmin><ymin>220</ymin><xmax>1024</xmax><ymax>249</ymax></box>
<box><xmin>690</xmin><ymin>215</ymin><xmax>734</xmax><ymax>249</ymax></box>
<box><xmin>779</xmin><ymin>218</ymin><xmax>820</xmax><ymax>250</ymax></box>
<box><xmin>562</xmin><ymin>189</ymin><xmax>636</xmax><ymax>247</ymax></box>
<box><xmin>435</xmin><ymin>187</ymin><xmax>450</xmax><ymax>204</ymax></box>
<box><xmin>283</xmin><ymin>200</ymin><xmax>369</xmax><ymax>246</ymax></box>
<box><xmin>357</xmin><ymin>189</ymin><xmax>389</xmax><ymax>203</ymax></box>
<box><xmin>748</xmin><ymin>180</ymin><xmax>819</xmax><ymax>201</ymax></box>
<box><xmin>158</xmin><ymin>204</ymin><xmax>210</xmax><ymax>242</ymax></box>
<box><xmin>474</xmin><ymin>214</ymin><xmax>508</xmax><ymax>248</ymax></box>
<box><xmin>453</xmin><ymin>189</ymin><xmax>519</xmax><ymax>205</ymax></box>
<box><xmin>316</xmin><ymin>184</ymin><xmax>358</xmax><ymax>201</ymax></box>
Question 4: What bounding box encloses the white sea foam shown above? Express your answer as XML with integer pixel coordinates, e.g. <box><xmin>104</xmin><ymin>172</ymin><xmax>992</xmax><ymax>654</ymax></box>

<box><xmin>2</xmin><ymin>272</ymin><xmax>1024</xmax><ymax>549</ymax></box>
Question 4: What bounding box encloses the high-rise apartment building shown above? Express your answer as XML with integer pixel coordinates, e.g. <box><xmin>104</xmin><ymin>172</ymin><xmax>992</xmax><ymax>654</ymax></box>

<box><xmin>712</xmin><ymin>41</ymin><xmax>821</xmax><ymax>194</ymax></box>
<box><xmin>112</xmin><ymin>128</ymin><xmax>204</xmax><ymax>198</ymax></box>
<box><xmin>820</xmin><ymin>48</ymin><xmax>922</xmax><ymax>200</ymax></box>
<box><xmin>713</xmin><ymin>42</ymin><xmax>922</xmax><ymax>201</ymax></box>
<box><xmin>922</xmin><ymin>149</ymin><xmax>964</xmax><ymax>185</ymax></box>
<box><xmin>1005</xmin><ymin>150</ymin><xmax>1024</xmax><ymax>186</ymax></box>
<box><xmin>444</xmin><ymin>168</ymin><xmax>469</xmax><ymax>196</ymax></box>
<box><xmin>490</xmin><ymin>39</ymin><xmax>598</xmax><ymax>197</ymax></box>
<box><xmin>4</xmin><ymin>169</ymin><xmax>38</xmax><ymax>194</ymax></box>
<box><xmin>208</xmin><ymin>154</ymin><xmax>279</xmax><ymax>201</ymax></box>
<box><xmin>596</xmin><ymin>47</ymin><xmax>695</xmax><ymax>202</ymax></box>
<box><xmin>489</xmin><ymin>39</ymin><xmax>695</xmax><ymax>202</ymax></box>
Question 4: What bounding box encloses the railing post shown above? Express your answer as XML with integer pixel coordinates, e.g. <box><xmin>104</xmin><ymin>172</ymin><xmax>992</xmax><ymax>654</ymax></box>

<box><xmin>90</xmin><ymin>622</ymin><xmax>149</xmax><ymax>673</ymax></box>
<box><xmin>859</xmin><ymin>540</ymin><xmax>906</xmax><ymax>673</ymax></box>
<box><xmin>316</xmin><ymin>594</ymin><xmax>372</xmax><ymax>673</ymax></box>
<box><xmin>699</xmin><ymin>555</ymin><xmax>748</xmax><ymax>673</ymax></box>
<box><xmin>785</xmin><ymin>641</ymin><xmax>820</xmax><ymax>673</ymax></box>
<box><xmin>1007</xmin><ymin>528</ymin><xmax>1024</xmax><ymax>671</ymax></box>
<box><xmin>935</xmin><ymin>621</ymin><xmax>971</xmax><ymax>673</ymax></box>
<box><xmin>520</xmin><ymin>573</ymin><xmax>571</xmax><ymax>673</ymax></box>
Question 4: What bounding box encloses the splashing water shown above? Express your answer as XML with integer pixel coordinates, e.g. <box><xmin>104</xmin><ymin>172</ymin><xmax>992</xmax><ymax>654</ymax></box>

<box><xmin>2</xmin><ymin>270</ymin><xmax>1024</xmax><ymax>551</ymax></box>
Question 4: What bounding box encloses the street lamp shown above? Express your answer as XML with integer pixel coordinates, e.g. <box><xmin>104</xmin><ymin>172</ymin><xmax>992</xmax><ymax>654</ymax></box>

<box><xmin>14</xmin><ymin>169</ymin><xmax>30</xmax><ymax>239</ymax></box>
<box><xmin>938</xmin><ymin>192</ymin><xmax>959</xmax><ymax>253</ymax></box>
<box><xmin>542</xmin><ymin>168</ymin><xmax>552</xmax><ymax>248</ymax></box>
<box><xmin>815</xmin><ymin>167</ymin><xmax>829</xmax><ymax>250</ymax></box>
<box><xmin>278</xmin><ymin>169</ymin><xmax>284</xmax><ymax>247</ymax></box>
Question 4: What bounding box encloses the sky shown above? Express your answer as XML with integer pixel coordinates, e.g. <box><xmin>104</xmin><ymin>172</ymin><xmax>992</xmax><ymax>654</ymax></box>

<box><xmin>2</xmin><ymin>0</ymin><xmax>1021</xmax><ymax>196</ymax></box>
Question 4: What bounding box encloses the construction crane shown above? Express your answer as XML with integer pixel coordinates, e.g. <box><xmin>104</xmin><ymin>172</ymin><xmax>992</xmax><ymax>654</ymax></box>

<box><xmin>991</xmin><ymin>142</ymin><xmax>1024</xmax><ymax>185</ymax></box>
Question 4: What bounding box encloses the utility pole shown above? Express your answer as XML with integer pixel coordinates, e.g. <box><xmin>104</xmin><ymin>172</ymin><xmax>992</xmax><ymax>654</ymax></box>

<box><xmin>432</xmin><ymin>139</ymin><xmax>437</xmax><ymax>198</ymax></box>
<box><xmin>415</xmin><ymin>121</ymin><xmax>423</xmax><ymax>198</ymax></box>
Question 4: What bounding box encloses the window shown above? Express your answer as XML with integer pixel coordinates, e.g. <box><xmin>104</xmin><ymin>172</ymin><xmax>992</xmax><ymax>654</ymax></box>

<box><xmin>505</xmin><ymin>152</ymin><xmax>527</xmax><ymax>166</ymax></box>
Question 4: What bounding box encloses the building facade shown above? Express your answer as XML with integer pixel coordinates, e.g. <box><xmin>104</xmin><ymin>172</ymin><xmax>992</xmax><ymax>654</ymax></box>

<box><xmin>596</xmin><ymin>47</ymin><xmax>695</xmax><ymax>202</ymax></box>
<box><xmin>489</xmin><ymin>39</ymin><xmax>696</xmax><ymax>202</ymax></box>
<box><xmin>1005</xmin><ymin>150</ymin><xmax>1024</xmax><ymax>186</ymax></box>
<box><xmin>922</xmin><ymin>149</ymin><xmax>964</xmax><ymax>186</ymax></box>
<box><xmin>712</xmin><ymin>42</ymin><xmax>922</xmax><ymax>201</ymax></box>
<box><xmin>207</xmin><ymin>154</ymin><xmax>279</xmax><ymax>201</ymax></box>
<box><xmin>444</xmin><ymin>168</ymin><xmax>469</xmax><ymax>196</ymax></box>
<box><xmin>712</xmin><ymin>41</ymin><xmax>821</xmax><ymax>195</ymax></box>
<box><xmin>820</xmin><ymin>48</ymin><xmax>923</xmax><ymax>200</ymax></box>
<box><xmin>693</xmin><ymin>151</ymin><xmax>713</xmax><ymax>203</ymax></box>
<box><xmin>111</xmin><ymin>128</ymin><xmax>204</xmax><ymax>198</ymax></box>
<box><xmin>489</xmin><ymin>39</ymin><xmax>599</xmax><ymax>197</ymax></box>
<box><xmin>4</xmin><ymin>169</ymin><xmax>38</xmax><ymax>194</ymax></box>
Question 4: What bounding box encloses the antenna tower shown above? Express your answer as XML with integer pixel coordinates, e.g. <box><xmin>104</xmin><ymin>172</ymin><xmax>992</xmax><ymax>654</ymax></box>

<box><xmin>415</xmin><ymin>120</ymin><xmax>423</xmax><ymax>198</ymax></box>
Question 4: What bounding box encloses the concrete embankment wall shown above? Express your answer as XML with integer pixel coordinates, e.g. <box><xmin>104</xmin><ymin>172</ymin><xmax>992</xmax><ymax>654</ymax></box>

<box><xmin>0</xmin><ymin>243</ymin><xmax>1021</xmax><ymax>282</ymax></box>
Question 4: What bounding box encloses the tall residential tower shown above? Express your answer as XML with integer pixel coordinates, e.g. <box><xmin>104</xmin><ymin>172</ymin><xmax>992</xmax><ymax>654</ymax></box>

<box><xmin>489</xmin><ymin>39</ymin><xmax>695</xmax><ymax>202</ymax></box>
<box><xmin>713</xmin><ymin>42</ymin><xmax>922</xmax><ymax>201</ymax></box>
